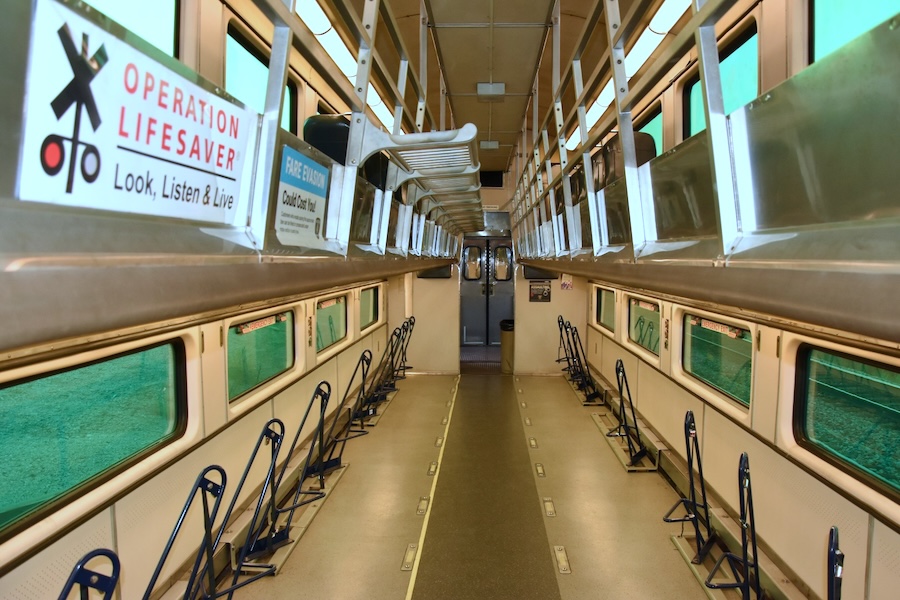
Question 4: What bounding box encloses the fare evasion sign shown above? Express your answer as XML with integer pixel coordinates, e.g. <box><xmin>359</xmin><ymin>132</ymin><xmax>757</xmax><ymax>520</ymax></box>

<box><xmin>274</xmin><ymin>145</ymin><xmax>330</xmax><ymax>249</ymax></box>
<box><xmin>18</xmin><ymin>0</ymin><xmax>255</xmax><ymax>224</ymax></box>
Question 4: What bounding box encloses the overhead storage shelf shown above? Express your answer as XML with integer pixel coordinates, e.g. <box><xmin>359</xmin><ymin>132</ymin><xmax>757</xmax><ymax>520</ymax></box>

<box><xmin>353</xmin><ymin>121</ymin><xmax>485</xmax><ymax>235</ymax></box>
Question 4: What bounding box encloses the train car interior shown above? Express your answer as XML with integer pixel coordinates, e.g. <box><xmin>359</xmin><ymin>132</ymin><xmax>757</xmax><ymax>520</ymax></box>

<box><xmin>1</xmin><ymin>0</ymin><xmax>898</xmax><ymax>598</ymax></box>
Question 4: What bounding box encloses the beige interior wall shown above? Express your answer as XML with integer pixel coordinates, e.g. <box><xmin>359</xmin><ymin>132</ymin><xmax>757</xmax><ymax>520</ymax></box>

<box><xmin>513</xmin><ymin>268</ymin><xmax>588</xmax><ymax>374</ymax></box>
<box><xmin>405</xmin><ymin>266</ymin><xmax>460</xmax><ymax>374</ymax></box>
<box><xmin>480</xmin><ymin>186</ymin><xmax>511</xmax><ymax>208</ymax></box>
<box><xmin>386</xmin><ymin>273</ymin><xmax>411</xmax><ymax>327</ymax></box>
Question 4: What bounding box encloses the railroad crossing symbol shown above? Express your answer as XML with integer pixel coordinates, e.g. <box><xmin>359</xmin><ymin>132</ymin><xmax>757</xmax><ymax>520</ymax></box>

<box><xmin>40</xmin><ymin>24</ymin><xmax>108</xmax><ymax>193</ymax></box>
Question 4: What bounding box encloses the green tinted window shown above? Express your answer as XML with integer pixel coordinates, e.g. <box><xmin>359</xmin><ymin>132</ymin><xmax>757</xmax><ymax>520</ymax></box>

<box><xmin>628</xmin><ymin>298</ymin><xmax>660</xmax><ymax>355</ymax></box>
<box><xmin>226</xmin><ymin>28</ymin><xmax>295</xmax><ymax>133</ymax></box>
<box><xmin>0</xmin><ymin>343</ymin><xmax>183</xmax><ymax>535</ymax></box>
<box><xmin>316</xmin><ymin>296</ymin><xmax>348</xmax><ymax>352</ymax></box>
<box><xmin>596</xmin><ymin>288</ymin><xmax>616</xmax><ymax>332</ymax></box>
<box><xmin>637</xmin><ymin>108</ymin><xmax>663</xmax><ymax>155</ymax></box>
<box><xmin>686</xmin><ymin>27</ymin><xmax>759</xmax><ymax>137</ymax></box>
<box><xmin>228</xmin><ymin>312</ymin><xmax>294</xmax><ymax>400</ymax></box>
<box><xmin>360</xmin><ymin>287</ymin><xmax>379</xmax><ymax>330</ymax></box>
<box><xmin>799</xmin><ymin>348</ymin><xmax>900</xmax><ymax>494</ymax></box>
<box><xmin>683</xmin><ymin>315</ymin><xmax>752</xmax><ymax>405</ymax></box>
<box><xmin>812</xmin><ymin>0</ymin><xmax>900</xmax><ymax>62</ymax></box>
<box><xmin>85</xmin><ymin>0</ymin><xmax>177</xmax><ymax>57</ymax></box>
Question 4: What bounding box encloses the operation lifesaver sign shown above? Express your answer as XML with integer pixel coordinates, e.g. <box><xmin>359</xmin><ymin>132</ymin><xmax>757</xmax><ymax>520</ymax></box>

<box><xmin>18</xmin><ymin>0</ymin><xmax>256</xmax><ymax>224</ymax></box>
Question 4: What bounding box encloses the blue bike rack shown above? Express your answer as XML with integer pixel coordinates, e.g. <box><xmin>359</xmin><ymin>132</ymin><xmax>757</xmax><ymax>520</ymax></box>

<box><xmin>142</xmin><ymin>465</ymin><xmax>227</xmax><ymax>600</ymax></box>
<box><xmin>213</xmin><ymin>419</ymin><xmax>287</xmax><ymax>598</ymax></box>
<box><xmin>570</xmin><ymin>323</ymin><xmax>603</xmax><ymax>404</ymax></box>
<box><xmin>58</xmin><ymin>548</ymin><xmax>120</xmax><ymax>600</ymax></box>
<box><xmin>828</xmin><ymin>526</ymin><xmax>844</xmax><ymax>600</ymax></box>
<box><xmin>364</xmin><ymin>316</ymin><xmax>416</xmax><ymax>411</ymax></box>
<box><xmin>556</xmin><ymin>315</ymin><xmax>576</xmax><ymax>376</ymax></box>
<box><xmin>606</xmin><ymin>359</ymin><xmax>650</xmax><ymax>467</ymax></box>
<box><xmin>705</xmin><ymin>452</ymin><xmax>761</xmax><ymax>599</ymax></box>
<box><xmin>366</xmin><ymin>326</ymin><xmax>403</xmax><ymax>406</ymax></box>
<box><xmin>664</xmin><ymin>411</ymin><xmax>716</xmax><ymax>563</ymax></box>
<box><xmin>396</xmin><ymin>315</ymin><xmax>415</xmax><ymax>379</ymax></box>
<box><xmin>236</xmin><ymin>381</ymin><xmax>331</xmax><ymax>562</ymax></box>
<box><xmin>322</xmin><ymin>350</ymin><xmax>372</xmax><ymax>468</ymax></box>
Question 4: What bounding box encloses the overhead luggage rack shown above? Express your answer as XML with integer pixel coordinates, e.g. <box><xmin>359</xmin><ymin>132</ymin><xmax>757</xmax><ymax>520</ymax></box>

<box><xmin>363</xmin><ymin>123</ymin><xmax>479</xmax><ymax>175</ymax></box>
<box><xmin>345</xmin><ymin>120</ymin><xmax>484</xmax><ymax>236</ymax></box>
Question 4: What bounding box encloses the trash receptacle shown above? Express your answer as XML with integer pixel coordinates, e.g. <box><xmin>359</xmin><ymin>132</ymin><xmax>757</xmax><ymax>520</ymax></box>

<box><xmin>500</xmin><ymin>319</ymin><xmax>515</xmax><ymax>374</ymax></box>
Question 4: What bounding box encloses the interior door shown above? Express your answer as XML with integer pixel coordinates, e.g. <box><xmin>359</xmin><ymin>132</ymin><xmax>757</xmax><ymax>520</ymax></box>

<box><xmin>460</xmin><ymin>238</ymin><xmax>515</xmax><ymax>345</ymax></box>
<box><xmin>487</xmin><ymin>242</ymin><xmax>514</xmax><ymax>344</ymax></box>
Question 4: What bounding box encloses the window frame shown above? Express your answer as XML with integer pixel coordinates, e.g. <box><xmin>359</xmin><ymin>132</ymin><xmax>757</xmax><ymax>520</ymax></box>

<box><xmin>462</xmin><ymin>246</ymin><xmax>482</xmax><ymax>281</ymax></box>
<box><xmin>793</xmin><ymin>343</ymin><xmax>900</xmax><ymax>502</ymax></box>
<box><xmin>808</xmin><ymin>0</ymin><xmax>900</xmax><ymax>65</ymax></box>
<box><xmin>624</xmin><ymin>293</ymin><xmax>662</xmax><ymax>364</ymax></box>
<box><xmin>635</xmin><ymin>102</ymin><xmax>663</xmax><ymax>156</ymax></box>
<box><xmin>671</xmin><ymin>304</ymin><xmax>755</xmax><ymax>424</ymax></box>
<box><xmin>681</xmin><ymin>312</ymin><xmax>753</xmax><ymax>408</ymax></box>
<box><xmin>226</xmin><ymin>308</ymin><xmax>297</xmax><ymax>403</ymax></box>
<box><xmin>0</xmin><ymin>337</ymin><xmax>188</xmax><ymax>544</ymax></box>
<box><xmin>225</xmin><ymin>21</ymin><xmax>299</xmax><ymax>134</ymax></box>
<box><xmin>681</xmin><ymin>19</ymin><xmax>759</xmax><ymax>140</ymax></box>
<box><xmin>359</xmin><ymin>285</ymin><xmax>382</xmax><ymax>332</ymax></box>
<box><xmin>592</xmin><ymin>285</ymin><xmax>617</xmax><ymax>338</ymax></box>
<box><xmin>493</xmin><ymin>246</ymin><xmax>512</xmax><ymax>282</ymax></box>
<box><xmin>84</xmin><ymin>0</ymin><xmax>181</xmax><ymax>58</ymax></box>
<box><xmin>774</xmin><ymin>332</ymin><xmax>900</xmax><ymax>520</ymax></box>
<box><xmin>315</xmin><ymin>292</ymin><xmax>350</xmax><ymax>359</ymax></box>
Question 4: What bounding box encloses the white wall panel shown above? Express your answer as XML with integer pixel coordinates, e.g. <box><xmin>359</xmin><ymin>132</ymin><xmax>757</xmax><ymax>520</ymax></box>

<box><xmin>701</xmin><ymin>409</ymin><xmax>869</xmax><ymax>599</ymax></box>
<box><xmin>200</xmin><ymin>320</ymin><xmax>227</xmax><ymax>436</ymax></box>
<box><xmin>274</xmin><ymin>361</ymin><xmax>339</xmax><ymax>452</ymax></box>
<box><xmin>869</xmin><ymin>520</ymin><xmax>900</xmax><ymax>600</ymax></box>
<box><xmin>751</xmin><ymin>324</ymin><xmax>780</xmax><ymax>443</ymax></box>
<box><xmin>585</xmin><ymin>326</ymin><xmax>602</xmax><ymax>374</ymax></box>
<box><xmin>335</xmin><ymin>338</ymin><xmax>371</xmax><ymax>402</ymax></box>
<box><xmin>0</xmin><ymin>512</ymin><xmax>114</xmax><ymax>600</ymax></box>
<box><xmin>407</xmin><ymin>270</ymin><xmax>460</xmax><ymax>373</ymax></box>
<box><xmin>514</xmin><ymin>272</ymin><xmax>587</xmax><ymax>375</ymax></box>
<box><xmin>636</xmin><ymin>365</ymin><xmax>705</xmax><ymax>464</ymax></box>
<box><xmin>600</xmin><ymin>338</ymin><xmax>639</xmax><ymax>400</ymax></box>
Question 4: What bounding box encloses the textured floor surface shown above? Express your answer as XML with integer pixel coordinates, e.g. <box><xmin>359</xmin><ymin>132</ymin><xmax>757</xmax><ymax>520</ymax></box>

<box><xmin>233</xmin><ymin>373</ymin><xmax>708</xmax><ymax>599</ymax></box>
<box><xmin>411</xmin><ymin>374</ymin><xmax>562</xmax><ymax>599</ymax></box>
<box><xmin>460</xmin><ymin>345</ymin><xmax>501</xmax><ymax>374</ymax></box>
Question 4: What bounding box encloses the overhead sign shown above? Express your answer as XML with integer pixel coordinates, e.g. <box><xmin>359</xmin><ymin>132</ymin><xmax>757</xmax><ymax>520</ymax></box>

<box><xmin>18</xmin><ymin>0</ymin><xmax>256</xmax><ymax>224</ymax></box>
<box><xmin>273</xmin><ymin>145</ymin><xmax>330</xmax><ymax>249</ymax></box>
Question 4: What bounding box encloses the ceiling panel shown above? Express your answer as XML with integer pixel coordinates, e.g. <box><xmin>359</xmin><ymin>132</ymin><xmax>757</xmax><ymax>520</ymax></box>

<box><xmin>377</xmin><ymin>1</ymin><xmax>635</xmax><ymax>177</ymax></box>
<box><xmin>493</xmin><ymin>0</ymin><xmax>555</xmax><ymax>24</ymax></box>
<box><xmin>428</xmin><ymin>0</ymin><xmax>491</xmax><ymax>22</ymax></box>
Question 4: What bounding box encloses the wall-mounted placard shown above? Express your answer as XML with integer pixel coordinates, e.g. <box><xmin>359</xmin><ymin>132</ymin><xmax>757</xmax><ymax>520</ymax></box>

<box><xmin>529</xmin><ymin>282</ymin><xmax>551</xmax><ymax>302</ymax></box>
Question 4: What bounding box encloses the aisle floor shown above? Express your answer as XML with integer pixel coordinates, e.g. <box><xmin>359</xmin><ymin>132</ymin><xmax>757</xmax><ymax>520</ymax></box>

<box><xmin>235</xmin><ymin>373</ymin><xmax>707</xmax><ymax>599</ymax></box>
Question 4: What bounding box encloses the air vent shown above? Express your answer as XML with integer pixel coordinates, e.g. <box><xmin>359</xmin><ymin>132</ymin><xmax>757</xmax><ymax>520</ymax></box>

<box><xmin>479</xmin><ymin>140</ymin><xmax>499</xmax><ymax>150</ymax></box>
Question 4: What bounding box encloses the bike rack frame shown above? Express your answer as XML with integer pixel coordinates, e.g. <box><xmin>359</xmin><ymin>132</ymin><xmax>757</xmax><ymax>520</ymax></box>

<box><xmin>828</xmin><ymin>526</ymin><xmax>844</xmax><ymax>600</ymax></box>
<box><xmin>58</xmin><ymin>548</ymin><xmax>120</xmax><ymax>600</ymax></box>
<box><xmin>705</xmin><ymin>452</ymin><xmax>761</xmax><ymax>599</ymax></box>
<box><xmin>663</xmin><ymin>410</ymin><xmax>716</xmax><ymax>563</ymax></box>
<box><xmin>142</xmin><ymin>465</ymin><xmax>227</xmax><ymax>600</ymax></box>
